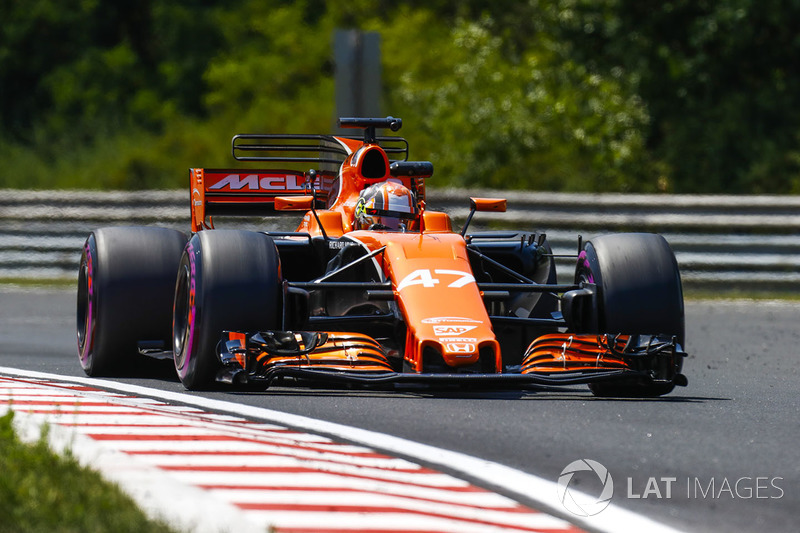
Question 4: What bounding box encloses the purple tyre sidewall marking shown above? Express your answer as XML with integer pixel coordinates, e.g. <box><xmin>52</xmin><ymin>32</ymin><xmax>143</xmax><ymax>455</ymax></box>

<box><xmin>187</xmin><ymin>242</ymin><xmax>197</xmax><ymax>366</ymax></box>
<box><xmin>177</xmin><ymin>241</ymin><xmax>197</xmax><ymax>379</ymax></box>
<box><xmin>79</xmin><ymin>240</ymin><xmax>94</xmax><ymax>368</ymax></box>
<box><xmin>577</xmin><ymin>250</ymin><xmax>594</xmax><ymax>283</ymax></box>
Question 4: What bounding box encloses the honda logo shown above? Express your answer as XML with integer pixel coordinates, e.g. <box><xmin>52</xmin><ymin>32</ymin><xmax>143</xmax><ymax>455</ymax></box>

<box><xmin>445</xmin><ymin>343</ymin><xmax>476</xmax><ymax>353</ymax></box>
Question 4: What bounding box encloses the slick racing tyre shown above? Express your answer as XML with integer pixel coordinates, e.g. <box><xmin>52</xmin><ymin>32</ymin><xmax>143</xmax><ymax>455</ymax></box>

<box><xmin>576</xmin><ymin>233</ymin><xmax>684</xmax><ymax>397</ymax></box>
<box><xmin>77</xmin><ymin>227</ymin><xmax>188</xmax><ymax>376</ymax></box>
<box><xmin>172</xmin><ymin>230</ymin><xmax>282</xmax><ymax>390</ymax></box>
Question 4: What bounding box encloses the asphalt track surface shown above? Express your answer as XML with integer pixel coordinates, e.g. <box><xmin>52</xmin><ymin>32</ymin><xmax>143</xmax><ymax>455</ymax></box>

<box><xmin>1</xmin><ymin>286</ymin><xmax>798</xmax><ymax>533</ymax></box>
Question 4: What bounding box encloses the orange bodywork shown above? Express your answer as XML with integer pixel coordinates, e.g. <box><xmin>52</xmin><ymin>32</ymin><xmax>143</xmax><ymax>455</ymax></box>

<box><xmin>190</xmin><ymin>133</ymin><xmax>500</xmax><ymax>374</ymax></box>
<box><xmin>189</xmin><ymin>168</ymin><xmax>336</xmax><ymax>232</ymax></box>
<box><xmin>345</xmin><ymin>231</ymin><xmax>501</xmax><ymax>372</ymax></box>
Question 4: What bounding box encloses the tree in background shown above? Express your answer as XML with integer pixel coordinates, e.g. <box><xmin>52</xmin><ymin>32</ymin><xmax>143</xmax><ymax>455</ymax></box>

<box><xmin>553</xmin><ymin>0</ymin><xmax>800</xmax><ymax>193</ymax></box>
<box><xmin>202</xmin><ymin>0</ymin><xmax>336</xmax><ymax>134</ymax></box>
<box><xmin>0</xmin><ymin>1</ymin><xmax>222</xmax><ymax>140</ymax></box>
<box><xmin>0</xmin><ymin>0</ymin><xmax>228</xmax><ymax>188</ymax></box>
<box><xmin>2</xmin><ymin>0</ymin><xmax>800</xmax><ymax>193</ymax></box>
<box><xmin>375</xmin><ymin>7</ymin><xmax>653</xmax><ymax>191</ymax></box>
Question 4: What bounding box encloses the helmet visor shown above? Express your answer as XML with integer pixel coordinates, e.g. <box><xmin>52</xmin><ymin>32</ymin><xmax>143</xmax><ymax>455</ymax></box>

<box><xmin>365</xmin><ymin>207</ymin><xmax>415</xmax><ymax>230</ymax></box>
<box><xmin>373</xmin><ymin>215</ymin><xmax>401</xmax><ymax>230</ymax></box>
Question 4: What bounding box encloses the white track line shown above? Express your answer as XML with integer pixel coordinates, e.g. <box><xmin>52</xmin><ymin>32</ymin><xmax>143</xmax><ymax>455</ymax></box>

<box><xmin>0</xmin><ymin>367</ymin><xmax>685</xmax><ymax>533</ymax></box>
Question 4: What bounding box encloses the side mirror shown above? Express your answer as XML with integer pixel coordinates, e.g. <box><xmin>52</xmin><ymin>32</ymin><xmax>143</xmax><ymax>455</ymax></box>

<box><xmin>461</xmin><ymin>197</ymin><xmax>507</xmax><ymax>237</ymax></box>
<box><xmin>275</xmin><ymin>196</ymin><xmax>315</xmax><ymax>211</ymax></box>
<box><xmin>470</xmin><ymin>197</ymin><xmax>506</xmax><ymax>212</ymax></box>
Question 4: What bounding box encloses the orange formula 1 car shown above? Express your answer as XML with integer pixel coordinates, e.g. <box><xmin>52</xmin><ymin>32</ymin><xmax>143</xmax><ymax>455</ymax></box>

<box><xmin>77</xmin><ymin>117</ymin><xmax>687</xmax><ymax>397</ymax></box>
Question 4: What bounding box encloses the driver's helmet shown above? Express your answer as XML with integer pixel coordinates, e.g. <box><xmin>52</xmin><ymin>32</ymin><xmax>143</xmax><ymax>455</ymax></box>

<box><xmin>355</xmin><ymin>180</ymin><xmax>418</xmax><ymax>231</ymax></box>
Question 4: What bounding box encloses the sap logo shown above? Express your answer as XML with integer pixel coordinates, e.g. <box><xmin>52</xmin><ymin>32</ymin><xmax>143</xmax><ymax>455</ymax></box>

<box><xmin>433</xmin><ymin>325</ymin><xmax>477</xmax><ymax>336</ymax></box>
<box><xmin>445</xmin><ymin>343</ymin><xmax>476</xmax><ymax>353</ymax></box>
<box><xmin>208</xmin><ymin>174</ymin><xmax>306</xmax><ymax>191</ymax></box>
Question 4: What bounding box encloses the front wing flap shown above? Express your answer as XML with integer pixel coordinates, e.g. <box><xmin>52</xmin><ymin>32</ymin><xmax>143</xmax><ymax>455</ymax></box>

<box><xmin>522</xmin><ymin>333</ymin><xmax>688</xmax><ymax>386</ymax></box>
<box><xmin>218</xmin><ymin>330</ymin><xmax>394</xmax><ymax>381</ymax></box>
<box><xmin>216</xmin><ymin>330</ymin><xmax>687</xmax><ymax>390</ymax></box>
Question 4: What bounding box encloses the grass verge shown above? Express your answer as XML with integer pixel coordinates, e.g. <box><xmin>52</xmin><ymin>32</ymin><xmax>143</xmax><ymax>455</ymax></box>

<box><xmin>0</xmin><ymin>410</ymin><xmax>178</xmax><ymax>533</ymax></box>
<box><xmin>682</xmin><ymin>287</ymin><xmax>800</xmax><ymax>302</ymax></box>
<box><xmin>0</xmin><ymin>278</ymin><xmax>75</xmax><ymax>290</ymax></box>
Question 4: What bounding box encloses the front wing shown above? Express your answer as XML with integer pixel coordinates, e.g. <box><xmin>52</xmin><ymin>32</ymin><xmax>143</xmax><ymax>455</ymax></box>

<box><xmin>216</xmin><ymin>330</ymin><xmax>687</xmax><ymax>390</ymax></box>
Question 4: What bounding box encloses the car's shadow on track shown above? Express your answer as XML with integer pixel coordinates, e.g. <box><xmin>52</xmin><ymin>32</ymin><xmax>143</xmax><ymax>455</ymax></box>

<box><xmin>125</xmin><ymin>367</ymin><xmax>725</xmax><ymax>403</ymax></box>
<box><xmin>112</xmin><ymin>358</ymin><xmax>182</xmax><ymax>383</ymax></box>
<box><xmin>224</xmin><ymin>385</ymin><xmax>727</xmax><ymax>403</ymax></box>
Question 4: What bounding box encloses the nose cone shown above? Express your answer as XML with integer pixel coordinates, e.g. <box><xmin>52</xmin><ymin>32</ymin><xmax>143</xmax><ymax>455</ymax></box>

<box><xmin>381</xmin><ymin>233</ymin><xmax>501</xmax><ymax>372</ymax></box>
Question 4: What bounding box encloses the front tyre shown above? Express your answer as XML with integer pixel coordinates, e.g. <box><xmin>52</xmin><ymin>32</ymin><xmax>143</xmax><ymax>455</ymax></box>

<box><xmin>173</xmin><ymin>230</ymin><xmax>282</xmax><ymax>390</ymax></box>
<box><xmin>77</xmin><ymin>227</ymin><xmax>187</xmax><ymax>376</ymax></box>
<box><xmin>576</xmin><ymin>233</ymin><xmax>685</xmax><ymax>397</ymax></box>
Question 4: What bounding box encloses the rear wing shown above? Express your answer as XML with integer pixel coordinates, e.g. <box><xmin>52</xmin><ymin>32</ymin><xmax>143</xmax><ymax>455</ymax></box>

<box><xmin>190</xmin><ymin>168</ymin><xmax>337</xmax><ymax>231</ymax></box>
<box><xmin>190</xmin><ymin>133</ymin><xmax>409</xmax><ymax>231</ymax></box>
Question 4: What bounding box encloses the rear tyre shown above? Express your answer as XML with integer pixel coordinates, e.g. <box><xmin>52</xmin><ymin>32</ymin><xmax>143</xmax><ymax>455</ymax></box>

<box><xmin>77</xmin><ymin>227</ymin><xmax>187</xmax><ymax>376</ymax></box>
<box><xmin>575</xmin><ymin>233</ymin><xmax>684</xmax><ymax>397</ymax></box>
<box><xmin>173</xmin><ymin>230</ymin><xmax>282</xmax><ymax>390</ymax></box>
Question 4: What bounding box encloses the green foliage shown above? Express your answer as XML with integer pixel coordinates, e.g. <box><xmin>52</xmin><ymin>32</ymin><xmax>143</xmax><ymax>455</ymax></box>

<box><xmin>554</xmin><ymin>0</ymin><xmax>800</xmax><ymax>192</ymax></box>
<box><xmin>1</xmin><ymin>0</ymin><xmax>800</xmax><ymax>192</ymax></box>
<box><xmin>203</xmin><ymin>0</ymin><xmax>336</xmax><ymax>133</ymax></box>
<box><xmin>378</xmin><ymin>10</ymin><xmax>654</xmax><ymax>191</ymax></box>
<box><xmin>0</xmin><ymin>410</ymin><xmax>177</xmax><ymax>533</ymax></box>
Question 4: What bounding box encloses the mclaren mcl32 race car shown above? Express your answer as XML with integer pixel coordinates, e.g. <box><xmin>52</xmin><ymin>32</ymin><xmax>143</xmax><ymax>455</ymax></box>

<box><xmin>77</xmin><ymin>117</ymin><xmax>687</xmax><ymax>397</ymax></box>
